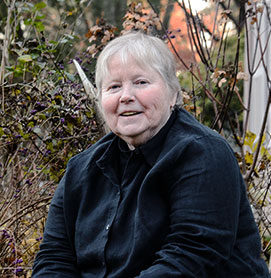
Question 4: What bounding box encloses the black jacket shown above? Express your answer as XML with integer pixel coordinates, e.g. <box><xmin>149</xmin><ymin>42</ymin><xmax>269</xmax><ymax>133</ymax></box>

<box><xmin>32</xmin><ymin>108</ymin><xmax>270</xmax><ymax>278</ymax></box>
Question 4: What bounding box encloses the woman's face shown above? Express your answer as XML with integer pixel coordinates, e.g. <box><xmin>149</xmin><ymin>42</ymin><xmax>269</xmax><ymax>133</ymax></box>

<box><xmin>101</xmin><ymin>54</ymin><xmax>176</xmax><ymax>149</ymax></box>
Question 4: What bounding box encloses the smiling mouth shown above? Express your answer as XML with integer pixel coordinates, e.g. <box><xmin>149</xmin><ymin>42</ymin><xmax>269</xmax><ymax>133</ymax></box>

<box><xmin>121</xmin><ymin>111</ymin><xmax>142</xmax><ymax>117</ymax></box>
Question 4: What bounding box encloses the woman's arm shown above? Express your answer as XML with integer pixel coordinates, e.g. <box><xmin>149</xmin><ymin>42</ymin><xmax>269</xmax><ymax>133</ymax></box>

<box><xmin>32</xmin><ymin>175</ymin><xmax>81</xmax><ymax>278</ymax></box>
<box><xmin>136</xmin><ymin>136</ymin><xmax>246</xmax><ymax>278</ymax></box>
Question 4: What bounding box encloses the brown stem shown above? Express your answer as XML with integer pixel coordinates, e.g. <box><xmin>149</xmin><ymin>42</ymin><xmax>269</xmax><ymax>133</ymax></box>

<box><xmin>0</xmin><ymin>0</ymin><xmax>16</xmax><ymax>111</ymax></box>
<box><xmin>245</xmin><ymin>87</ymin><xmax>271</xmax><ymax>182</ymax></box>
<box><xmin>0</xmin><ymin>197</ymin><xmax>52</xmax><ymax>228</ymax></box>
<box><xmin>147</xmin><ymin>0</ymin><xmax>222</xmax><ymax>105</ymax></box>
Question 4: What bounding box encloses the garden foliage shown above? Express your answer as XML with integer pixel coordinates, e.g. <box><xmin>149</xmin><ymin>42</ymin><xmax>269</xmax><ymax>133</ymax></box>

<box><xmin>0</xmin><ymin>0</ymin><xmax>270</xmax><ymax>276</ymax></box>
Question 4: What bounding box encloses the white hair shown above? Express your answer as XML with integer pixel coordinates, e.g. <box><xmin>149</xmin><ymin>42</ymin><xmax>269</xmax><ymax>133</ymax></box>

<box><xmin>95</xmin><ymin>31</ymin><xmax>182</xmax><ymax>105</ymax></box>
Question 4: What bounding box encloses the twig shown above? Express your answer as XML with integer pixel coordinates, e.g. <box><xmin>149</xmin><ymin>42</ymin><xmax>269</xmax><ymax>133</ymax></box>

<box><xmin>0</xmin><ymin>196</ymin><xmax>52</xmax><ymax>228</ymax></box>
<box><xmin>147</xmin><ymin>0</ymin><xmax>222</xmax><ymax>105</ymax></box>
<box><xmin>0</xmin><ymin>0</ymin><xmax>16</xmax><ymax>111</ymax></box>
<box><xmin>245</xmin><ymin>86</ymin><xmax>271</xmax><ymax>182</ymax></box>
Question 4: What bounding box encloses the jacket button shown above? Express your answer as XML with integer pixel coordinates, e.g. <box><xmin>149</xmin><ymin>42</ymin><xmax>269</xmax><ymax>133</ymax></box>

<box><xmin>105</xmin><ymin>224</ymin><xmax>110</xmax><ymax>230</ymax></box>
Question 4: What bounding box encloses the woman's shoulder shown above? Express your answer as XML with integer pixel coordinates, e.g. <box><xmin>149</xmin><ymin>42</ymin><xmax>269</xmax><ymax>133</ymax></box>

<box><xmin>68</xmin><ymin>131</ymin><xmax>115</xmax><ymax>169</ymax></box>
<box><xmin>161</xmin><ymin>108</ymin><xmax>235</xmax><ymax>160</ymax></box>
<box><xmin>172</xmin><ymin>108</ymin><xmax>222</xmax><ymax>141</ymax></box>
<box><xmin>158</xmin><ymin>108</ymin><xmax>240</xmax><ymax>180</ymax></box>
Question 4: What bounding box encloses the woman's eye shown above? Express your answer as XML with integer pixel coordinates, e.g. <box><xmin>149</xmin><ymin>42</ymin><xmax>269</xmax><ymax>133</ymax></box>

<box><xmin>135</xmin><ymin>80</ymin><xmax>148</xmax><ymax>85</ymax></box>
<box><xmin>108</xmin><ymin>84</ymin><xmax>120</xmax><ymax>91</ymax></box>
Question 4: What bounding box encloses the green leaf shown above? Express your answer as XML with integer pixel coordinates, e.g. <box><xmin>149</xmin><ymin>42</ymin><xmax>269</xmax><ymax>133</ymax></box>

<box><xmin>28</xmin><ymin>121</ymin><xmax>35</xmax><ymax>128</ymax></box>
<box><xmin>65</xmin><ymin>72</ymin><xmax>75</xmax><ymax>82</ymax></box>
<box><xmin>31</xmin><ymin>53</ymin><xmax>40</xmax><ymax>60</ymax></box>
<box><xmin>48</xmin><ymin>40</ymin><xmax>58</xmax><ymax>45</ymax></box>
<box><xmin>22</xmin><ymin>133</ymin><xmax>30</xmax><ymax>140</ymax></box>
<box><xmin>67</xmin><ymin>122</ymin><xmax>74</xmax><ymax>134</ymax></box>
<box><xmin>64</xmin><ymin>34</ymin><xmax>75</xmax><ymax>40</ymax></box>
<box><xmin>244</xmin><ymin>131</ymin><xmax>256</xmax><ymax>151</ymax></box>
<box><xmin>59</xmin><ymin>38</ymin><xmax>68</xmax><ymax>44</ymax></box>
<box><xmin>52</xmin><ymin>139</ymin><xmax>57</xmax><ymax>146</ymax></box>
<box><xmin>36</xmin><ymin>15</ymin><xmax>45</xmax><ymax>20</ymax></box>
<box><xmin>35</xmin><ymin>61</ymin><xmax>46</xmax><ymax>69</ymax></box>
<box><xmin>24</xmin><ymin>18</ymin><xmax>32</xmax><ymax>26</ymax></box>
<box><xmin>5</xmin><ymin>66</ymin><xmax>14</xmax><ymax>71</ymax></box>
<box><xmin>38</xmin><ymin>113</ymin><xmax>47</xmax><ymax>120</ymax></box>
<box><xmin>4</xmin><ymin>71</ymin><xmax>13</xmax><ymax>79</ymax></box>
<box><xmin>35</xmin><ymin>2</ymin><xmax>47</xmax><ymax>10</ymax></box>
<box><xmin>12</xmin><ymin>48</ymin><xmax>29</xmax><ymax>56</ymax></box>
<box><xmin>33</xmin><ymin>127</ymin><xmax>43</xmax><ymax>137</ymax></box>
<box><xmin>18</xmin><ymin>55</ymin><xmax>33</xmax><ymax>63</ymax></box>
<box><xmin>17</xmin><ymin>2</ymin><xmax>33</xmax><ymax>12</ymax></box>
<box><xmin>59</xmin><ymin>34</ymin><xmax>75</xmax><ymax>44</ymax></box>
<box><xmin>245</xmin><ymin>151</ymin><xmax>253</xmax><ymax>165</ymax></box>
<box><xmin>47</xmin><ymin>142</ymin><xmax>53</xmax><ymax>151</ymax></box>
<box><xmin>85</xmin><ymin>111</ymin><xmax>93</xmax><ymax>118</ymax></box>
<box><xmin>34</xmin><ymin>21</ymin><xmax>45</xmax><ymax>32</ymax></box>
<box><xmin>42</xmin><ymin>168</ymin><xmax>50</xmax><ymax>175</ymax></box>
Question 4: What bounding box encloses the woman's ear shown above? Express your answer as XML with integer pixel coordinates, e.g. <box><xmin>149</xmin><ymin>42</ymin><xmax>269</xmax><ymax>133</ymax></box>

<box><xmin>170</xmin><ymin>92</ymin><xmax>178</xmax><ymax>109</ymax></box>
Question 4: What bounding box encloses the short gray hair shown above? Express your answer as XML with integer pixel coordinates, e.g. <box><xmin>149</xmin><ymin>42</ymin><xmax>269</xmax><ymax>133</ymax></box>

<box><xmin>95</xmin><ymin>31</ymin><xmax>182</xmax><ymax>104</ymax></box>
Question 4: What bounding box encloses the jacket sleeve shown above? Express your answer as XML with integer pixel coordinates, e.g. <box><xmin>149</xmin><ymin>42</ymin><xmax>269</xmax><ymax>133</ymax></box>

<box><xmin>32</xmin><ymin>172</ymin><xmax>81</xmax><ymax>278</ymax></box>
<box><xmin>136</xmin><ymin>136</ymin><xmax>244</xmax><ymax>278</ymax></box>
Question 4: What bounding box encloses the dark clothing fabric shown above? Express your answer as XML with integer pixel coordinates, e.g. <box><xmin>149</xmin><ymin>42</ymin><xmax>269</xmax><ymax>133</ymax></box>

<box><xmin>32</xmin><ymin>108</ymin><xmax>270</xmax><ymax>278</ymax></box>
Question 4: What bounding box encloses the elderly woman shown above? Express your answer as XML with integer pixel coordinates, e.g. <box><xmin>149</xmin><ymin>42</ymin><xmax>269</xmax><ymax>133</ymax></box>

<box><xmin>32</xmin><ymin>32</ymin><xmax>270</xmax><ymax>278</ymax></box>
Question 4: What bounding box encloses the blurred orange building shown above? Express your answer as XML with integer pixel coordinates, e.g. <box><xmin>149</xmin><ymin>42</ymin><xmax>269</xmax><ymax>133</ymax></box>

<box><xmin>166</xmin><ymin>2</ymin><xmax>219</xmax><ymax>70</ymax></box>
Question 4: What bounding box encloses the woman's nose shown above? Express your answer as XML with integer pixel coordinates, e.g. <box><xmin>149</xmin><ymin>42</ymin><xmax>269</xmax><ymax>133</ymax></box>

<box><xmin>120</xmin><ymin>84</ymin><xmax>135</xmax><ymax>104</ymax></box>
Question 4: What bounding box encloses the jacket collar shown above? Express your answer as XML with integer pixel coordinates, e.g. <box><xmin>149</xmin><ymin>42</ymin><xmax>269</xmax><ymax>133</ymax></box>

<box><xmin>138</xmin><ymin>109</ymin><xmax>177</xmax><ymax>166</ymax></box>
<box><xmin>96</xmin><ymin>135</ymin><xmax>121</xmax><ymax>186</ymax></box>
<box><xmin>96</xmin><ymin>109</ymin><xmax>177</xmax><ymax>184</ymax></box>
